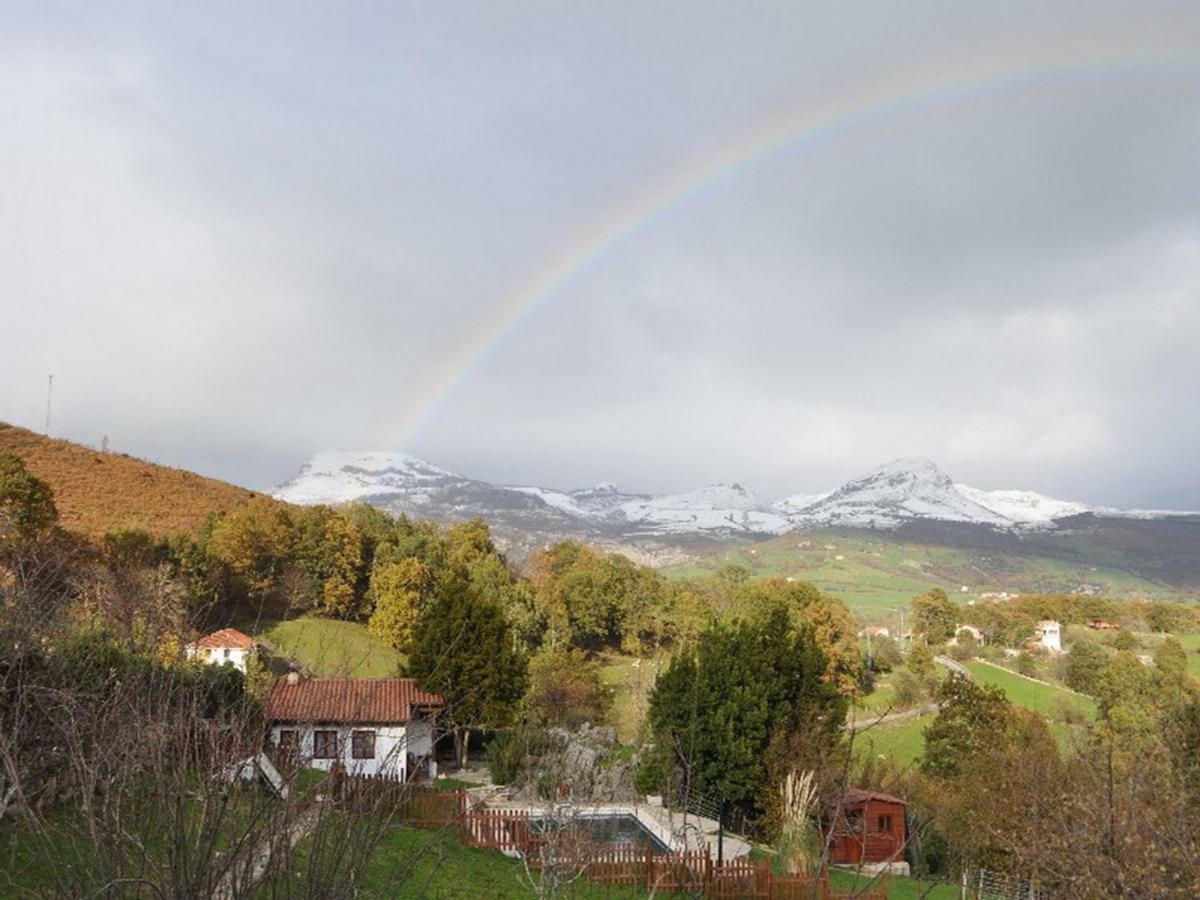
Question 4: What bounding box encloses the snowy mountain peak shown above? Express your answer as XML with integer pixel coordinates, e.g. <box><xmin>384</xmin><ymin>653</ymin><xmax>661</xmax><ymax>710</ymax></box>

<box><xmin>791</xmin><ymin>458</ymin><xmax>1011</xmax><ymax>529</ymax></box>
<box><xmin>274</xmin><ymin>450</ymin><xmax>459</xmax><ymax>506</ymax></box>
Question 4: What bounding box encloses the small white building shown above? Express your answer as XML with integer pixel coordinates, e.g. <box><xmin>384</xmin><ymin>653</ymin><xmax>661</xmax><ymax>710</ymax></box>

<box><xmin>948</xmin><ymin>624</ymin><xmax>984</xmax><ymax>646</ymax></box>
<box><xmin>860</xmin><ymin>625</ymin><xmax>891</xmax><ymax>639</ymax></box>
<box><xmin>264</xmin><ymin>675</ymin><xmax>443</xmax><ymax>781</ymax></box>
<box><xmin>185</xmin><ymin>628</ymin><xmax>257</xmax><ymax>673</ymax></box>
<box><xmin>1035</xmin><ymin>620</ymin><xmax>1063</xmax><ymax>653</ymax></box>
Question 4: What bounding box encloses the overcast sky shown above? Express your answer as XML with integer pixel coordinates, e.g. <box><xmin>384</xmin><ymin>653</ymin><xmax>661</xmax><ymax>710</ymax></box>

<box><xmin>3</xmin><ymin>2</ymin><xmax>1200</xmax><ymax>507</ymax></box>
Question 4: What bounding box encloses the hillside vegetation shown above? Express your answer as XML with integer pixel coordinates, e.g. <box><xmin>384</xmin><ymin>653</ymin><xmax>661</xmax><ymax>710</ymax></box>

<box><xmin>669</xmin><ymin>527</ymin><xmax>1191</xmax><ymax>620</ymax></box>
<box><xmin>0</xmin><ymin>422</ymin><xmax>271</xmax><ymax>538</ymax></box>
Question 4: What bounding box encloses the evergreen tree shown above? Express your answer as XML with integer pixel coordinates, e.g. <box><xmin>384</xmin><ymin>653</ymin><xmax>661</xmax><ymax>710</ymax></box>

<box><xmin>1065</xmin><ymin>638</ymin><xmax>1107</xmax><ymax>694</ymax></box>
<box><xmin>409</xmin><ymin>576</ymin><xmax>527</xmax><ymax>769</ymax></box>
<box><xmin>646</xmin><ymin>603</ymin><xmax>845</xmax><ymax>815</ymax></box>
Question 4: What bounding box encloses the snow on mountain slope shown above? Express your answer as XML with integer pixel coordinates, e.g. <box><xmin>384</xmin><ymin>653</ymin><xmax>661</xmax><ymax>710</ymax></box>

<box><xmin>790</xmin><ymin>458</ymin><xmax>1012</xmax><ymax>529</ymax></box>
<box><xmin>273</xmin><ymin>450</ymin><xmax>459</xmax><ymax>505</ymax></box>
<box><xmin>274</xmin><ymin>451</ymin><xmax>1197</xmax><ymax>545</ymax></box>
<box><xmin>955</xmin><ymin>484</ymin><xmax>1094</xmax><ymax>526</ymax></box>
<box><xmin>620</xmin><ymin>483</ymin><xmax>792</xmax><ymax>535</ymax></box>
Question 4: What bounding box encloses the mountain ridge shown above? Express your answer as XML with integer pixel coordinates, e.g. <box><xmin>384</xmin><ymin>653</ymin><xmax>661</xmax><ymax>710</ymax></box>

<box><xmin>274</xmin><ymin>450</ymin><xmax>1198</xmax><ymax>545</ymax></box>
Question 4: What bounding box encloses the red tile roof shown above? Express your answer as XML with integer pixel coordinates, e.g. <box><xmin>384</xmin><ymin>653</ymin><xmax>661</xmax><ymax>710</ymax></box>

<box><xmin>264</xmin><ymin>678</ymin><xmax>444</xmax><ymax>725</ymax></box>
<box><xmin>844</xmin><ymin>789</ymin><xmax>907</xmax><ymax>807</ymax></box>
<box><xmin>190</xmin><ymin>628</ymin><xmax>256</xmax><ymax>650</ymax></box>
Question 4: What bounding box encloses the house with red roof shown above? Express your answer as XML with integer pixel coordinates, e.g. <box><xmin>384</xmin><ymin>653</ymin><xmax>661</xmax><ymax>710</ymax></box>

<box><xmin>263</xmin><ymin>674</ymin><xmax>444</xmax><ymax>780</ymax></box>
<box><xmin>185</xmin><ymin>628</ymin><xmax>257</xmax><ymax>673</ymax></box>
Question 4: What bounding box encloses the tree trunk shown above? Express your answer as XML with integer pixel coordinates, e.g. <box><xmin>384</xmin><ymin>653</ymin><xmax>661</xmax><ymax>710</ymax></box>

<box><xmin>454</xmin><ymin>727</ymin><xmax>471</xmax><ymax>770</ymax></box>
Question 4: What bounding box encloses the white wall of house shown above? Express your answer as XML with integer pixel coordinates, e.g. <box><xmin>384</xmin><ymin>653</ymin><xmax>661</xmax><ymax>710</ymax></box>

<box><xmin>186</xmin><ymin>646</ymin><xmax>250</xmax><ymax>673</ymax></box>
<box><xmin>1037</xmin><ymin>622</ymin><xmax>1062</xmax><ymax>653</ymax></box>
<box><xmin>270</xmin><ymin>716</ymin><xmax>436</xmax><ymax>779</ymax></box>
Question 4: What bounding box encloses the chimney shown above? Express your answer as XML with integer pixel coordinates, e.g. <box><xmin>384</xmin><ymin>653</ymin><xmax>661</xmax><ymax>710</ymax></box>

<box><xmin>285</xmin><ymin>670</ymin><xmax>301</xmax><ymax>685</ymax></box>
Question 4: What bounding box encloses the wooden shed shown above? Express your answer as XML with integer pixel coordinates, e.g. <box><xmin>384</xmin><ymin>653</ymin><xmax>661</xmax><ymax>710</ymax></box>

<box><xmin>829</xmin><ymin>789</ymin><xmax>907</xmax><ymax>866</ymax></box>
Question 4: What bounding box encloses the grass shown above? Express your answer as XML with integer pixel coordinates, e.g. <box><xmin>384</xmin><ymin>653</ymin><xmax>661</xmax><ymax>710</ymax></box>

<box><xmin>1176</xmin><ymin>633</ymin><xmax>1200</xmax><ymax>677</ymax></box>
<box><xmin>0</xmin><ymin>420</ymin><xmax>273</xmax><ymax>538</ymax></box>
<box><xmin>261</xmin><ymin>616</ymin><xmax>405</xmax><ymax>677</ymax></box>
<box><xmin>853</xmin><ymin>714</ymin><xmax>933</xmax><ymax>770</ymax></box>
<box><xmin>596</xmin><ymin>651</ymin><xmax>665</xmax><ymax>743</ymax></box>
<box><xmin>666</xmin><ymin>527</ymin><xmax>1189</xmax><ymax>622</ymax></box>
<box><xmin>962</xmin><ymin>660</ymin><xmax>1096</xmax><ymax>721</ymax></box>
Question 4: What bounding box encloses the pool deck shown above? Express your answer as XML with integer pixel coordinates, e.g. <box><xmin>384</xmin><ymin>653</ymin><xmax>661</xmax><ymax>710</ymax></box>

<box><xmin>476</xmin><ymin>796</ymin><xmax>752</xmax><ymax>860</ymax></box>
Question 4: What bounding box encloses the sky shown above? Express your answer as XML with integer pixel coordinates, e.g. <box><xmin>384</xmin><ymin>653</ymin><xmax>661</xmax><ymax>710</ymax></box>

<box><xmin>3</xmin><ymin>1</ymin><xmax>1200</xmax><ymax>507</ymax></box>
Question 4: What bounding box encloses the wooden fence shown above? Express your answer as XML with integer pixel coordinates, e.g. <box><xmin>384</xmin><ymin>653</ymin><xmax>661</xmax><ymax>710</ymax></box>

<box><xmin>336</xmin><ymin>780</ymin><xmax>888</xmax><ymax>899</ymax></box>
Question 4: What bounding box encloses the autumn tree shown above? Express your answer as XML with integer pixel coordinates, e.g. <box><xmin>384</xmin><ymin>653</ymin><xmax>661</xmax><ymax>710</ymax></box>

<box><xmin>205</xmin><ymin>497</ymin><xmax>297</xmax><ymax>600</ymax></box>
<box><xmin>912</xmin><ymin>588</ymin><xmax>958</xmax><ymax>645</ymax></box>
<box><xmin>367</xmin><ymin>553</ymin><xmax>430</xmax><ymax>651</ymax></box>
<box><xmin>293</xmin><ymin>505</ymin><xmax>364</xmax><ymax>617</ymax></box>
<box><xmin>523</xmin><ymin>645</ymin><xmax>610</xmax><ymax>728</ymax></box>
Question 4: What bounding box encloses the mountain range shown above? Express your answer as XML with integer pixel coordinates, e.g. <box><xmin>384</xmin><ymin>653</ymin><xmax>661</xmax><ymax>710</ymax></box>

<box><xmin>273</xmin><ymin>452</ymin><xmax>1196</xmax><ymax>556</ymax></box>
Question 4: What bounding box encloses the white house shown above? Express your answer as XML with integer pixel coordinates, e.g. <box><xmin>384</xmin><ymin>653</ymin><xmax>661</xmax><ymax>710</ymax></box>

<box><xmin>185</xmin><ymin>628</ymin><xmax>257</xmax><ymax>673</ymax></box>
<box><xmin>263</xmin><ymin>675</ymin><xmax>443</xmax><ymax>781</ymax></box>
<box><xmin>948</xmin><ymin>624</ymin><xmax>984</xmax><ymax>647</ymax></box>
<box><xmin>1035</xmin><ymin>620</ymin><xmax>1062</xmax><ymax>653</ymax></box>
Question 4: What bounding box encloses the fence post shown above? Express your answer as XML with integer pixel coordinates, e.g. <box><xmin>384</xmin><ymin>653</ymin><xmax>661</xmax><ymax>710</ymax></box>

<box><xmin>645</xmin><ymin>839</ymin><xmax>652</xmax><ymax>892</ymax></box>
<box><xmin>765</xmin><ymin>858</ymin><xmax>772</xmax><ymax>899</ymax></box>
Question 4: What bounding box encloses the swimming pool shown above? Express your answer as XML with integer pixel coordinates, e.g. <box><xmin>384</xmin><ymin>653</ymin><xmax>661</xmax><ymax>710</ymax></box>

<box><xmin>532</xmin><ymin>813</ymin><xmax>671</xmax><ymax>854</ymax></box>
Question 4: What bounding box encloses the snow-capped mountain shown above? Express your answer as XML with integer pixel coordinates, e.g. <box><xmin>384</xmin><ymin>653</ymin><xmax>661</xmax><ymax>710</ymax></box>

<box><xmin>273</xmin><ymin>452</ymin><xmax>1196</xmax><ymax>550</ymax></box>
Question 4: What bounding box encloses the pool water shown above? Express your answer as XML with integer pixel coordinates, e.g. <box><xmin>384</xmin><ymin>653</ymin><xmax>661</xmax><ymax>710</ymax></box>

<box><xmin>533</xmin><ymin>813</ymin><xmax>671</xmax><ymax>854</ymax></box>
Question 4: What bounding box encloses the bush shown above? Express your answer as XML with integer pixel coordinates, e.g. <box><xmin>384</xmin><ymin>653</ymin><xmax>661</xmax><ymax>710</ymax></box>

<box><xmin>892</xmin><ymin>669</ymin><xmax>925</xmax><ymax>709</ymax></box>
<box><xmin>485</xmin><ymin>729</ymin><xmax>526</xmax><ymax>785</ymax></box>
<box><xmin>634</xmin><ymin>746</ymin><xmax>667</xmax><ymax>796</ymax></box>
<box><xmin>1017</xmin><ymin>651</ymin><xmax>1038</xmax><ymax>677</ymax></box>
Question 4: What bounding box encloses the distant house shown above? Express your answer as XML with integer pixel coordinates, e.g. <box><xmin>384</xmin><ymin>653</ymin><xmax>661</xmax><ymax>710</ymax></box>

<box><xmin>829</xmin><ymin>789</ymin><xmax>908</xmax><ymax>875</ymax></box>
<box><xmin>263</xmin><ymin>675</ymin><xmax>444</xmax><ymax>781</ymax></box>
<box><xmin>948</xmin><ymin>624</ymin><xmax>983</xmax><ymax>646</ymax></box>
<box><xmin>1088</xmin><ymin>619</ymin><xmax>1119</xmax><ymax>631</ymax></box>
<box><xmin>860</xmin><ymin>625</ymin><xmax>891</xmax><ymax>639</ymax></box>
<box><xmin>1035</xmin><ymin>620</ymin><xmax>1063</xmax><ymax>653</ymax></box>
<box><xmin>185</xmin><ymin>628</ymin><xmax>257</xmax><ymax>673</ymax></box>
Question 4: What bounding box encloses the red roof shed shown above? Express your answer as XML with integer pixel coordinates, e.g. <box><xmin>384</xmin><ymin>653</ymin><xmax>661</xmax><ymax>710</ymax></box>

<box><xmin>829</xmin><ymin>789</ymin><xmax>907</xmax><ymax>866</ymax></box>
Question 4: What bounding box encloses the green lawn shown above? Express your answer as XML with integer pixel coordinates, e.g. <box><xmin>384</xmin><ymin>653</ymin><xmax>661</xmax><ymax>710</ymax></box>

<box><xmin>1176</xmin><ymin>633</ymin><xmax>1200</xmax><ymax>677</ymax></box>
<box><xmin>596</xmin><ymin>651</ymin><xmax>665</xmax><ymax>743</ymax></box>
<box><xmin>261</xmin><ymin>616</ymin><xmax>405</xmax><ymax>678</ymax></box>
<box><xmin>853</xmin><ymin>713</ymin><xmax>933</xmax><ymax>770</ymax></box>
<box><xmin>962</xmin><ymin>661</ymin><xmax>1096</xmax><ymax>721</ymax></box>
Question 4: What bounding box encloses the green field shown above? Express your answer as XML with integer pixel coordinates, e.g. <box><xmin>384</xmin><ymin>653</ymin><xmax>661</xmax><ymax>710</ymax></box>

<box><xmin>1177</xmin><ymin>633</ymin><xmax>1200</xmax><ymax>677</ymax></box>
<box><xmin>596</xmin><ymin>652</ymin><xmax>665</xmax><ymax>742</ymax></box>
<box><xmin>853</xmin><ymin>713</ymin><xmax>933</xmax><ymax>770</ymax></box>
<box><xmin>667</xmin><ymin>528</ymin><xmax>1185</xmax><ymax>622</ymax></box>
<box><xmin>962</xmin><ymin>661</ymin><xmax>1096</xmax><ymax>721</ymax></box>
<box><xmin>261</xmin><ymin>616</ymin><xmax>404</xmax><ymax>678</ymax></box>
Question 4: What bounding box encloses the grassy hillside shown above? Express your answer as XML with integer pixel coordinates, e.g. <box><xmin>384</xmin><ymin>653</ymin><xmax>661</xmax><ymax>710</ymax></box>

<box><xmin>0</xmin><ymin>422</ymin><xmax>272</xmax><ymax>538</ymax></box>
<box><xmin>261</xmin><ymin>617</ymin><xmax>404</xmax><ymax>678</ymax></box>
<box><xmin>962</xmin><ymin>660</ymin><xmax>1096</xmax><ymax>721</ymax></box>
<box><xmin>667</xmin><ymin>527</ymin><xmax>1190</xmax><ymax>621</ymax></box>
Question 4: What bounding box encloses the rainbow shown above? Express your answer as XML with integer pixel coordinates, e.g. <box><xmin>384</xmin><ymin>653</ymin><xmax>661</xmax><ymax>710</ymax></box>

<box><xmin>399</xmin><ymin>25</ymin><xmax>1200</xmax><ymax>442</ymax></box>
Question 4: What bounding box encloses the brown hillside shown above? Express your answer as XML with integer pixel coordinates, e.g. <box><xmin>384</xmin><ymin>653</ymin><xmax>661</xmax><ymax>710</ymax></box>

<box><xmin>0</xmin><ymin>422</ymin><xmax>277</xmax><ymax>538</ymax></box>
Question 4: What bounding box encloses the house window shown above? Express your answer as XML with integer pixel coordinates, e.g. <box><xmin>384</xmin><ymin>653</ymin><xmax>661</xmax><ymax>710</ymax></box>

<box><xmin>352</xmin><ymin>730</ymin><xmax>376</xmax><ymax>760</ymax></box>
<box><xmin>223</xmin><ymin>648</ymin><xmax>231</xmax><ymax>660</ymax></box>
<box><xmin>313</xmin><ymin>730</ymin><xmax>339</xmax><ymax>759</ymax></box>
<box><xmin>877</xmin><ymin>814</ymin><xmax>893</xmax><ymax>833</ymax></box>
<box><xmin>277</xmin><ymin>729</ymin><xmax>299</xmax><ymax>753</ymax></box>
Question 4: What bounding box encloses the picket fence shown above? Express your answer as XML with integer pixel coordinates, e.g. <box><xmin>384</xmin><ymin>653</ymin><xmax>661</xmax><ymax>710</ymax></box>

<box><xmin>334</xmin><ymin>778</ymin><xmax>887</xmax><ymax>899</ymax></box>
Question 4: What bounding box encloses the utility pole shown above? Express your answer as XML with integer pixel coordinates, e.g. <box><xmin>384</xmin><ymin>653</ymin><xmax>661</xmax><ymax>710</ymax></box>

<box><xmin>44</xmin><ymin>374</ymin><xmax>54</xmax><ymax>436</ymax></box>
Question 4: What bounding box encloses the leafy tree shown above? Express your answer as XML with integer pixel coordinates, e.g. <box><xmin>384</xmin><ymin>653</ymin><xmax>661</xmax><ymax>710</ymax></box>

<box><xmin>922</xmin><ymin>674</ymin><xmax>1012</xmax><ymax>778</ymax></box>
<box><xmin>523</xmin><ymin>646</ymin><xmax>609</xmax><ymax>727</ymax></box>
<box><xmin>907</xmin><ymin>642</ymin><xmax>935</xmax><ymax>678</ymax></box>
<box><xmin>647</xmin><ymin>603</ymin><xmax>845</xmax><ymax>815</ymax></box>
<box><xmin>293</xmin><ymin>506</ymin><xmax>364</xmax><ymax>617</ymax></box>
<box><xmin>409</xmin><ymin>577</ymin><xmax>528</xmax><ymax>768</ymax></box>
<box><xmin>367</xmin><ymin>554</ymin><xmax>430</xmax><ymax>650</ymax></box>
<box><xmin>1017</xmin><ymin>651</ymin><xmax>1037</xmax><ymax>677</ymax></box>
<box><xmin>1065</xmin><ymin>638</ymin><xmax>1107</xmax><ymax>694</ymax></box>
<box><xmin>205</xmin><ymin>498</ymin><xmax>296</xmax><ymax>600</ymax></box>
<box><xmin>0</xmin><ymin>452</ymin><xmax>57</xmax><ymax>548</ymax></box>
<box><xmin>1154</xmin><ymin>637</ymin><xmax>1188</xmax><ymax>684</ymax></box>
<box><xmin>912</xmin><ymin>588</ymin><xmax>958</xmax><ymax>645</ymax></box>
<box><xmin>1113</xmin><ymin>629</ymin><xmax>1138</xmax><ymax>652</ymax></box>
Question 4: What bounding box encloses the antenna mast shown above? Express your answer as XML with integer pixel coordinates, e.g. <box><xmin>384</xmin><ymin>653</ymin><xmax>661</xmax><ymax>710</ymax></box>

<box><xmin>45</xmin><ymin>374</ymin><xmax>54</xmax><ymax>436</ymax></box>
